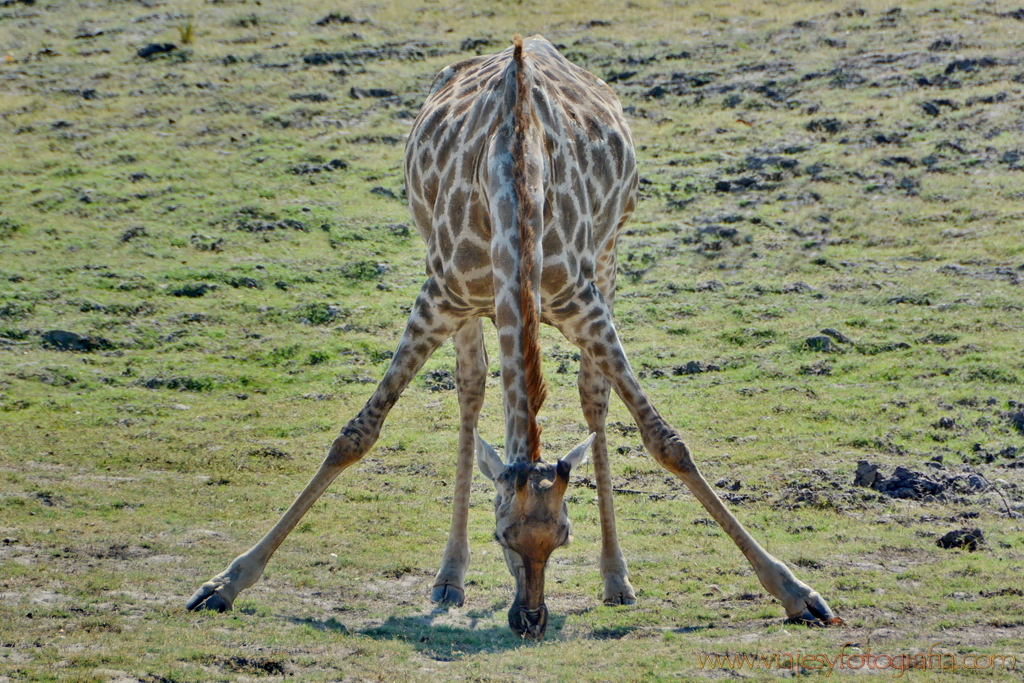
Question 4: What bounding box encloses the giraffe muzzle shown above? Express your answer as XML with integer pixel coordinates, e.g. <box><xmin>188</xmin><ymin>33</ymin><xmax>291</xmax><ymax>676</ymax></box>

<box><xmin>508</xmin><ymin>603</ymin><xmax>548</xmax><ymax>639</ymax></box>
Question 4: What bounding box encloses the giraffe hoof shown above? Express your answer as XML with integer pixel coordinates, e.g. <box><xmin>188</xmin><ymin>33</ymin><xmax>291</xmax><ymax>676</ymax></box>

<box><xmin>602</xmin><ymin>577</ymin><xmax>637</xmax><ymax>605</ymax></box>
<box><xmin>603</xmin><ymin>590</ymin><xmax>636</xmax><ymax>606</ymax></box>
<box><xmin>186</xmin><ymin>584</ymin><xmax>234</xmax><ymax>612</ymax></box>
<box><xmin>431</xmin><ymin>583</ymin><xmax>465</xmax><ymax>607</ymax></box>
<box><xmin>783</xmin><ymin>592</ymin><xmax>841</xmax><ymax>627</ymax></box>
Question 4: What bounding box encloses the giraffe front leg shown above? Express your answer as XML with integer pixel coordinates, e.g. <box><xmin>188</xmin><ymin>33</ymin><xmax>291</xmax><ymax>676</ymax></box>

<box><xmin>432</xmin><ymin>319</ymin><xmax>487</xmax><ymax>606</ymax></box>
<box><xmin>187</xmin><ymin>279</ymin><xmax>461</xmax><ymax>613</ymax></box>
<box><xmin>645</xmin><ymin>436</ymin><xmax>836</xmax><ymax>624</ymax></box>
<box><xmin>553</xmin><ymin>284</ymin><xmax>837</xmax><ymax>625</ymax></box>
<box><xmin>578</xmin><ymin>352</ymin><xmax>635</xmax><ymax>606</ymax></box>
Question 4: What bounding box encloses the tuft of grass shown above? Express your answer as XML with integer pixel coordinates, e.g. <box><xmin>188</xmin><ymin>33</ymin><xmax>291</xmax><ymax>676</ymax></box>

<box><xmin>177</xmin><ymin>15</ymin><xmax>196</xmax><ymax>45</ymax></box>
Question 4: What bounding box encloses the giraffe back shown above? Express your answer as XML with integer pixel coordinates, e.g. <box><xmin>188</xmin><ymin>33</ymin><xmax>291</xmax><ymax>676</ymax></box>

<box><xmin>404</xmin><ymin>36</ymin><xmax>639</xmax><ymax>316</ymax></box>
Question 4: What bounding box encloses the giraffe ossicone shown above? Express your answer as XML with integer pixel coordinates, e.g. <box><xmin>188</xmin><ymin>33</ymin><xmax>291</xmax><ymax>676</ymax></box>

<box><xmin>186</xmin><ymin>34</ymin><xmax>839</xmax><ymax>638</ymax></box>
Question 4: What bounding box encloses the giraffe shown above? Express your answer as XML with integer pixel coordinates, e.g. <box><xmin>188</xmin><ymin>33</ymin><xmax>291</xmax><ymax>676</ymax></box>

<box><xmin>187</xmin><ymin>35</ymin><xmax>838</xmax><ymax>639</ymax></box>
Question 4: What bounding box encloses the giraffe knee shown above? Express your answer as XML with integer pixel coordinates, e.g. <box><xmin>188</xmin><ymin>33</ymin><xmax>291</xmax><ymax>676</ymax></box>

<box><xmin>652</xmin><ymin>436</ymin><xmax>697</xmax><ymax>477</ymax></box>
<box><xmin>326</xmin><ymin>425</ymin><xmax>374</xmax><ymax>468</ymax></box>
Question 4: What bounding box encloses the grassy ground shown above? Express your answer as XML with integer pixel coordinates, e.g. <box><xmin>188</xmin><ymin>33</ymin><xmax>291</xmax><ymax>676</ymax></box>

<box><xmin>2</xmin><ymin>0</ymin><xmax>1024</xmax><ymax>680</ymax></box>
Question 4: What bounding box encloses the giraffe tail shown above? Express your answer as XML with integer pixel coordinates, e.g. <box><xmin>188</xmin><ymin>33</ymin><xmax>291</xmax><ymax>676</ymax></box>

<box><xmin>511</xmin><ymin>35</ymin><xmax>548</xmax><ymax>462</ymax></box>
<box><xmin>487</xmin><ymin>35</ymin><xmax>548</xmax><ymax>461</ymax></box>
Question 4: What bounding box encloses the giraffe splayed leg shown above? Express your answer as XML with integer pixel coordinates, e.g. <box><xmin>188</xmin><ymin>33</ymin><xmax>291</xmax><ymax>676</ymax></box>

<box><xmin>551</xmin><ymin>285</ymin><xmax>837</xmax><ymax>624</ymax></box>
<box><xmin>186</xmin><ymin>279</ymin><xmax>461</xmax><ymax>612</ymax></box>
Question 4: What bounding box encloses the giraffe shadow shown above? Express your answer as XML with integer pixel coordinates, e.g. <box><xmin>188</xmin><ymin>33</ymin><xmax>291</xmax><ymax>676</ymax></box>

<box><xmin>355</xmin><ymin>606</ymin><xmax>567</xmax><ymax>660</ymax></box>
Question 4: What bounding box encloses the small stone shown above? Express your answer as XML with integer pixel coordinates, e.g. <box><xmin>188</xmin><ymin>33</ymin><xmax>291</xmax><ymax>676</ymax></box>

<box><xmin>695</xmin><ymin>280</ymin><xmax>725</xmax><ymax>292</ymax></box>
<box><xmin>819</xmin><ymin>328</ymin><xmax>852</xmax><ymax>343</ymax></box>
<box><xmin>41</xmin><ymin>330</ymin><xmax>111</xmax><ymax>352</ymax></box>
<box><xmin>137</xmin><ymin>43</ymin><xmax>177</xmax><ymax>59</ymax></box>
<box><xmin>782</xmin><ymin>282</ymin><xmax>814</xmax><ymax>294</ymax></box>
<box><xmin>805</xmin><ymin>335</ymin><xmax>834</xmax><ymax>352</ymax></box>
<box><xmin>966</xmin><ymin>474</ymin><xmax>988</xmax><ymax>491</ymax></box>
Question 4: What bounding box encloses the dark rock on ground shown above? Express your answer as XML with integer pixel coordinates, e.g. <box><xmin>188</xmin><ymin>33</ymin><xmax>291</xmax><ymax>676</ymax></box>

<box><xmin>694</xmin><ymin>280</ymin><xmax>725</xmax><ymax>292</ymax></box>
<box><xmin>819</xmin><ymin>328</ymin><xmax>852</xmax><ymax>343</ymax></box>
<box><xmin>714</xmin><ymin>477</ymin><xmax>742</xmax><ymax>491</ymax></box>
<box><xmin>854</xmin><ymin>462</ymin><xmax>992</xmax><ymax>502</ymax></box>
<box><xmin>921</xmin><ymin>99</ymin><xmax>958</xmax><ymax>116</ymax></box>
<box><xmin>289</xmin><ymin>159</ymin><xmax>347</xmax><ymax>175</ymax></box>
<box><xmin>806</xmin><ymin>118</ymin><xmax>845</xmax><ymax>134</ymax></box>
<box><xmin>137</xmin><ymin>43</ymin><xmax>177</xmax><ymax>59</ymax></box>
<box><xmin>805</xmin><ymin>335</ymin><xmax>835</xmax><ymax>352</ymax></box>
<box><xmin>237</xmin><ymin>218</ymin><xmax>307</xmax><ymax>232</ymax></box>
<box><xmin>874</xmin><ymin>465</ymin><xmax>947</xmax><ymax>499</ymax></box>
<box><xmin>854</xmin><ymin>461</ymin><xmax>879</xmax><ymax>487</ymax></box>
<box><xmin>928</xmin><ymin>36</ymin><xmax>963</xmax><ymax>52</ymax></box>
<box><xmin>936</xmin><ymin>528</ymin><xmax>984</xmax><ymax>551</ymax></box>
<box><xmin>190</xmin><ymin>234</ymin><xmax>224</xmax><ymax>252</ymax></box>
<box><xmin>370</xmin><ymin>186</ymin><xmax>397</xmax><ymax>199</ymax></box>
<box><xmin>424</xmin><ymin>369</ymin><xmax>455</xmax><ymax>392</ymax></box>
<box><xmin>246</xmin><ymin>447</ymin><xmax>292</xmax><ymax>459</ymax></box>
<box><xmin>887</xmin><ymin>293</ymin><xmax>931</xmax><ymax>305</ymax></box>
<box><xmin>1005</xmin><ymin>409</ymin><xmax>1024</xmax><ymax>435</ymax></box>
<box><xmin>119</xmin><ymin>226</ymin><xmax>147</xmax><ymax>242</ymax></box>
<box><xmin>605</xmin><ymin>70</ymin><xmax>637</xmax><ymax>83</ymax></box>
<box><xmin>350</xmin><ymin>87</ymin><xmax>397</xmax><ymax>99</ymax></box>
<box><xmin>289</xmin><ymin>92</ymin><xmax>331</xmax><ymax>102</ymax></box>
<box><xmin>945</xmin><ymin>57</ymin><xmax>997</xmax><ymax>75</ymax></box>
<box><xmin>798</xmin><ymin>360</ymin><xmax>832</xmax><ymax>376</ymax></box>
<box><xmin>672</xmin><ymin>360</ymin><xmax>721</xmax><ymax>375</ymax></box>
<box><xmin>228</xmin><ymin>277</ymin><xmax>262</xmax><ymax>289</ymax></box>
<box><xmin>170</xmin><ymin>283</ymin><xmax>216</xmax><ymax>298</ymax></box>
<box><xmin>314</xmin><ymin>13</ymin><xmax>366</xmax><ymax>26</ymax></box>
<box><xmin>714</xmin><ymin>177</ymin><xmax>759</xmax><ymax>193</ymax></box>
<box><xmin>460</xmin><ymin>37</ymin><xmax>493</xmax><ymax>52</ymax></box>
<box><xmin>140</xmin><ymin>376</ymin><xmax>212</xmax><ymax>391</ymax></box>
<box><xmin>782</xmin><ymin>282</ymin><xmax>814</xmax><ymax>294</ymax></box>
<box><xmin>41</xmin><ymin>330</ymin><xmax>111</xmax><ymax>352</ymax></box>
<box><xmin>303</xmin><ymin>41</ymin><xmax>450</xmax><ymax>67</ymax></box>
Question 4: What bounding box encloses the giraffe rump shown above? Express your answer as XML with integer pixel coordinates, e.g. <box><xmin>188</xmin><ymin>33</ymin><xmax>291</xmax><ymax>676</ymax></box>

<box><xmin>511</xmin><ymin>34</ymin><xmax>548</xmax><ymax>462</ymax></box>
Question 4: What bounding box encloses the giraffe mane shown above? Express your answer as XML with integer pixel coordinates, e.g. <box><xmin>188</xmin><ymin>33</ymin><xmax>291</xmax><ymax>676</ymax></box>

<box><xmin>512</xmin><ymin>34</ymin><xmax>548</xmax><ymax>462</ymax></box>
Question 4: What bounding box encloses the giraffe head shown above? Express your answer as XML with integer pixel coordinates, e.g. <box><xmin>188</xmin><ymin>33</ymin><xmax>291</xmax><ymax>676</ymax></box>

<box><xmin>476</xmin><ymin>431</ymin><xmax>594</xmax><ymax>639</ymax></box>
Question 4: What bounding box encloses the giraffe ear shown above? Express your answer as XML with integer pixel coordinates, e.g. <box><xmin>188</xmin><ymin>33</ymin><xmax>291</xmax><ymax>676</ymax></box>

<box><xmin>475</xmin><ymin>430</ymin><xmax>505</xmax><ymax>482</ymax></box>
<box><xmin>558</xmin><ymin>433</ymin><xmax>595</xmax><ymax>474</ymax></box>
